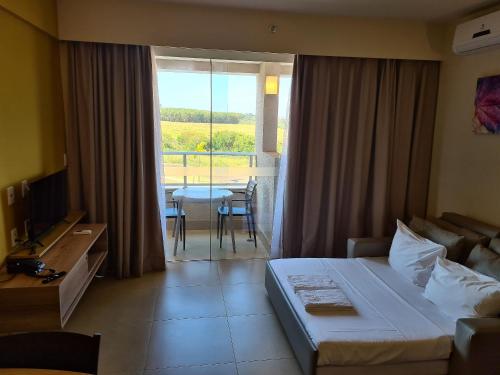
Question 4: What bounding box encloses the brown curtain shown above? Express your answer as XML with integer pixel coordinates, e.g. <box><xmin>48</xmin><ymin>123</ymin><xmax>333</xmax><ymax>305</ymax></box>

<box><xmin>283</xmin><ymin>55</ymin><xmax>440</xmax><ymax>258</ymax></box>
<box><xmin>60</xmin><ymin>41</ymin><xmax>165</xmax><ymax>278</ymax></box>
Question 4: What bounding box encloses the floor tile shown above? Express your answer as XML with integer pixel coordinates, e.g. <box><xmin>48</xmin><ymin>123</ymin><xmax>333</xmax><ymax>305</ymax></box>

<box><xmin>228</xmin><ymin>314</ymin><xmax>293</xmax><ymax>362</ymax></box>
<box><xmin>66</xmin><ymin>259</ymin><xmax>289</xmax><ymax>375</ymax></box>
<box><xmin>218</xmin><ymin>259</ymin><xmax>266</xmax><ymax>285</ymax></box>
<box><xmin>237</xmin><ymin>358</ymin><xmax>301</xmax><ymax>375</ymax></box>
<box><xmin>66</xmin><ymin>320</ymin><xmax>152</xmax><ymax>374</ymax></box>
<box><xmin>154</xmin><ymin>285</ymin><xmax>226</xmax><ymax>320</ymax></box>
<box><xmin>222</xmin><ymin>283</ymin><xmax>274</xmax><ymax>316</ymax></box>
<box><xmin>165</xmin><ymin>229</ymin><xmax>268</xmax><ymax>262</ymax></box>
<box><xmin>146</xmin><ymin>317</ymin><xmax>234</xmax><ymax>368</ymax></box>
<box><xmin>143</xmin><ymin>362</ymin><xmax>237</xmax><ymax>375</ymax></box>
<box><xmin>94</xmin><ymin>271</ymin><xmax>169</xmax><ymax>290</ymax></box>
<box><xmin>66</xmin><ymin>280</ymin><xmax>158</xmax><ymax>329</ymax></box>
<box><xmin>165</xmin><ymin>261</ymin><xmax>220</xmax><ymax>287</ymax></box>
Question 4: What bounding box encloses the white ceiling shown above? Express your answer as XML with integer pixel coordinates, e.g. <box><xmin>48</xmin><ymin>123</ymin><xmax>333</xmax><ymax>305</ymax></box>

<box><xmin>154</xmin><ymin>0</ymin><xmax>496</xmax><ymax>21</ymax></box>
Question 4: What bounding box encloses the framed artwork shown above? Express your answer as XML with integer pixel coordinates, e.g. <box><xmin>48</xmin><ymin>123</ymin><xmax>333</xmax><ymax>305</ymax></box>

<box><xmin>473</xmin><ymin>74</ymin><xmax>500</xmax><ymax>134</ymax></box>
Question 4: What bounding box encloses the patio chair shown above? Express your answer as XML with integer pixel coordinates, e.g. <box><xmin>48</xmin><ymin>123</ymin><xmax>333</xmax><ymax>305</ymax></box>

<box><xmin>0</xmin><ymin>331</ymin><xmax>101</xmax><ymax>374</ymax></box>
<box><xmin>166</xmin><ymin>200</ymin><xmax>186</xmax><ymax>251</ymax></box>
<box><xmin>217</xmin><ymin>180</ymin><xmax>257</xmax><ymax>248</ymax></box>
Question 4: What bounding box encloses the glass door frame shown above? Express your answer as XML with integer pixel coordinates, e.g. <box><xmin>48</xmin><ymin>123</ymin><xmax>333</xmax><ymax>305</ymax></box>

<box><xmin>154</xmin><ymin>48</ymin><xmax>294</xmax><ymax>262</ymax></box>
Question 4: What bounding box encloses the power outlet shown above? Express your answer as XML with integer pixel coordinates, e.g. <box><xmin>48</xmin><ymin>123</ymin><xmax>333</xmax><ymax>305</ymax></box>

<box><xmin>21</xmin><ymin>180</ymin><xmax>29</xmax><ymax>198</ymax></box>
<box><xmin>10</xmin><ymin>228</ymin><xmax>18</xmax><ymax>247</ymax></box>
<box><xmin>7</xmin><ymin>186</ymin><xmax>15</xmax><ymax>206</ymax></box>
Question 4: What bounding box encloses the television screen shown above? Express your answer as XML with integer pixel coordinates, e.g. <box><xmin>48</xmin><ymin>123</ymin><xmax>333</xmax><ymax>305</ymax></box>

<box><xmin>28</xmin><ymin>170</ymin><xmax>68</xmax><ymax>241</ymax></box>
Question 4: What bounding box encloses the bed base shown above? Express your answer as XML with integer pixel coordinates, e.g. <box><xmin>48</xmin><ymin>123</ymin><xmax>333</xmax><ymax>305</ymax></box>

<box><xmin>265</xmin><ymin>261</ymin><xmax>318</xmax><ymax>375</ymax></box>
<box><xmin>265</xmin><ymin>261</ymin><xmax>451</xmax><ymax>375</ymax></box>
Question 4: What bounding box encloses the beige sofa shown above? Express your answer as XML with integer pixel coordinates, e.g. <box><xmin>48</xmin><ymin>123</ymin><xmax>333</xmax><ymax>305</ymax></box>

<box><xmin>347</xmin><ymin>212</ymin><xmax>500</xmax><ymax>375</ymax></box>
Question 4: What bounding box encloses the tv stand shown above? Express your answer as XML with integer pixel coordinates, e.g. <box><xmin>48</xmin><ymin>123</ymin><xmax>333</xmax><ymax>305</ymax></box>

<box><xmin>9</xmin><ymin>211</ymin><xmax>87</xmax><ymax>260</ymax></box>
<box><xmin>0</xmin><ymin>211</ymin><xmax>108</xmax><ymax>332</ymax></box>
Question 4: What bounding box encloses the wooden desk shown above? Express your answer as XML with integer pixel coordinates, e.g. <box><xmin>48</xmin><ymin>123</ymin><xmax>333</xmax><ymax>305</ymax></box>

<box><xmin>0</xmin><ymin>370</ymin><xmax>89</xmax><ymax>375</ymax></box>
<box><xmin>0</xmin><ymin>222</ymin><xmax>108</xmax><ymax>333</ymax></box>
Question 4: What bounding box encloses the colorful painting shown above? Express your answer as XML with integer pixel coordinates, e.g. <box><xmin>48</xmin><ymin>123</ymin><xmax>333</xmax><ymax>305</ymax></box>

<box><xmin>473</xmin><ymin>74</ymin><xmax>500</xmax><ymax>134</ymax></box>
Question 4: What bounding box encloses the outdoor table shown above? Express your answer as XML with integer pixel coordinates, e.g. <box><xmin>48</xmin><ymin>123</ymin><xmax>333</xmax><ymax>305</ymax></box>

<box><xmin>171</xmin><ymin>187</ymin><xmax>235</xmax><ymax>255</ymax></box>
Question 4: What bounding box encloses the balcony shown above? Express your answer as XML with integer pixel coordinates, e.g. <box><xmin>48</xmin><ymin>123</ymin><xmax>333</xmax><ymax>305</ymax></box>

<box><xmin>155</xmin><ymin>56</ymin><xmax>292</xmax><ymax>260</ymax></box>
<box><xmin>162</xmin><ymin>150</ymin><xmax>281</xmax><ymax>260</ymax></box>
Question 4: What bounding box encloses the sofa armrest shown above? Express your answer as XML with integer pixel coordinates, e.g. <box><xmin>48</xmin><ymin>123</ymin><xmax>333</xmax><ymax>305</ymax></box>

<box><xmin>449</xmin><ymin>318</ymin><xmax>500</xmax><ymax>375</ymax></box>
<box><xmin>346</xmin><ymin>237</ymin><xmax>392</xmax><ymax>258</ymax></box>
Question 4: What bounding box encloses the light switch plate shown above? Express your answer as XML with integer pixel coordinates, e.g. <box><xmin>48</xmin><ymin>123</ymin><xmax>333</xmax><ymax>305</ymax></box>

<box><xmin>7</xmin><ymin>186</ymin><xmax>15</xmax><ymax>206</ymax></box>
<box><xmin>10</xmin><ymin>228</ymin><xmax>18</xmax><ymax>247</ymax></box>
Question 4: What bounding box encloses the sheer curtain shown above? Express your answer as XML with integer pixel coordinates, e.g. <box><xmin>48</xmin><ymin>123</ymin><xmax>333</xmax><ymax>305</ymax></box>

<box><xmin>270</xmin><ymin>74</ymin><xmax>292</xmax><ymax>259</ymax></box>
<box><xmin>151</xmin><ymin>48</ymin><xmax>167</xmax><ymax>249</ymax></box>
<box><xmin>270</xmin><ymin>134</ymin><xmax>288</xmax><ymax>259</ymax></box>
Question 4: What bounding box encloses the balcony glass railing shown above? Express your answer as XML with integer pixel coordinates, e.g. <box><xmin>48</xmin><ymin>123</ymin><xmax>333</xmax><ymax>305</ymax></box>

<box><xmin>162</xmin><ymin>151</ymin><xmax>257</xmax><ymax>187</ymax></box>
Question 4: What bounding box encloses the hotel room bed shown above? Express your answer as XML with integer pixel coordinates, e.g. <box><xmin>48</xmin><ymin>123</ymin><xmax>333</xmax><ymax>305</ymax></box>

<box><xmin>265</xmin><ymin>213</ymin><xmax>500</xmax><ymax>375</ymax></box>
<box><xmin>266</xmin><ymin>257</ymin><xmax>452</xmax><ymax>375</ymax></box>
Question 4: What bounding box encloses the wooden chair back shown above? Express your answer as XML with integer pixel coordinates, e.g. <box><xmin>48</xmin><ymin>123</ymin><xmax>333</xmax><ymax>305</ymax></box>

<box><xmin>0</xmin><ymin>331</ymin><xmax>101</xmax><ymax>374</ymax></box>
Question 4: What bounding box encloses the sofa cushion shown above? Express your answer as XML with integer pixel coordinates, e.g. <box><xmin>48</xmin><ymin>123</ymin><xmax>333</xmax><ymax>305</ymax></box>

<box><xmin>466</xmin><ymin>244</ymin><xmax>500</xmax><ymax>281</ymax></box>
<box><xmin>441</xmin><ymin>212</ymin><xmax>500</xmax><ymax>239</ymax></box>
<box><xmin>428</xmin><ymin>216</ymin><xmax>489</xmax><ymax>255</ymax></box>
<box><xmin>410</xmin><ymin>216</ymin><xmax>466</xmax><ymax>263</ymax></box>
<box><xmin>490</xmin><ymin>238</ymin><xmax>500</xmax><ymax>255</ymax></box>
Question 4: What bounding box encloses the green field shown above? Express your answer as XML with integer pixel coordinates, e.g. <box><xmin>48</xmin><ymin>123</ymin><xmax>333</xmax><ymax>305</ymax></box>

<box><xmin>161</xmin><ymin>121</ymin><xmax>284</xmax><ymax>185</ymax></box>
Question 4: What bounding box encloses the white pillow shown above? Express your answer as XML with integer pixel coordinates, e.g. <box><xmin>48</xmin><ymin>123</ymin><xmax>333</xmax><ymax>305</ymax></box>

<box><xmin>424</xmin><ymin>257</ymin><xmax>500</xmax><ymax>321</ymax></box>
<box><xmin>389</xmin><ymin>220</ymin><xmax>447</xmax><ymax>287</ymax></box>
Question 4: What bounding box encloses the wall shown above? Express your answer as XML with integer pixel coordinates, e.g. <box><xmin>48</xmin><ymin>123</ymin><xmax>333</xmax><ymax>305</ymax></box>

<box><xmin>57</xmin><ymin>0</ymin><xmax>445</xmax><ymax>61</ymax></box>
<box><xmin>428</xmin><ymin>25</ymin><xmax>500</xmax><ymax>226</ymax></box>
<box><xmin>0</xmin><ymin>0</ymin><xmax>58</xmax><ymax>37</ymax></box>
<box><xmin>0</xmin><ymin>2</ymin><xmax>65</xmax><ymax>262</ymax></box>
<box><xmin>255</xmin><ymin>63</ymin><xmax>281</xmax><ymax>247</ymax></box>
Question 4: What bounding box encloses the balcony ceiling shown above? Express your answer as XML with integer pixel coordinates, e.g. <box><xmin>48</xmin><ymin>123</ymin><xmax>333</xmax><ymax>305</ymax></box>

<box><xmin>153</xmin><ymin>0</ymin><xmax>495</xmax><ymax>21</ymax></box>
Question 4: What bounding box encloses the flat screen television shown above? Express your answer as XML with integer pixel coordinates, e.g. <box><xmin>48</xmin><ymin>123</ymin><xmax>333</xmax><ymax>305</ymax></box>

<box><xmin>28</xmin><ymin>170</ymin><xmax>68</xmax><ymax>241</ymax></box>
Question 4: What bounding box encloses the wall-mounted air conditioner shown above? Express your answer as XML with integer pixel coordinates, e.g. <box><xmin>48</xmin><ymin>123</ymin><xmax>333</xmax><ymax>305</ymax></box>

<box><xmin>453</xmin><ymin>9</ymin><xmax>500</xmax><ymax>55</ymax></box>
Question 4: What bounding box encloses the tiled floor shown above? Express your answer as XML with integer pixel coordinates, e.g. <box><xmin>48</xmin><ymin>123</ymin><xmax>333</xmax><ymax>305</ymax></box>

<box><xmin>165</xmin><ymin>230</ymin><xmax>269</xmax><ymax>261</ymax></box>
<box><xmin>65</xmin><ymin>259</ymin><xmax>302</xmax><ymax>375</ymax></box>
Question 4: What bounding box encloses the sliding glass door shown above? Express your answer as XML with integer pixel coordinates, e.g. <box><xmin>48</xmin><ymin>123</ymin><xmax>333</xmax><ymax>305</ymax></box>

<box><xmin>155</xmin><ymin>49</ymin><xmax>293</xmax><ymax>261</ymax></box>
<box><xmin>157</xmin><ymin>58</ymin><xmax>213</xmax><ymax>260</ymax></box>
<box><xmin>209</xmin><ymin>61</ymin><xmax>260</xmax><ymax>259</ymax></box>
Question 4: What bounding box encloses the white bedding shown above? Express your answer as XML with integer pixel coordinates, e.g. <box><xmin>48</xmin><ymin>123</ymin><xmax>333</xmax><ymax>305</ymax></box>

<box><xmin>269</xmin><ymin>257</ymin><xmax>455</xmax><ymax>367</ymax></box>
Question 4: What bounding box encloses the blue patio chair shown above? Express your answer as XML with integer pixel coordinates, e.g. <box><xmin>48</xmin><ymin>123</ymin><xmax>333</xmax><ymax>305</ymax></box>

<box><xmin>217</xmin><ymin>180</ymin><xmax>257</xmax><ymax>248</ymax></box>
<box><xmin>166</xmin><ymin>200</ymin><xmax>186</xmax><ymax>251</ymax></box>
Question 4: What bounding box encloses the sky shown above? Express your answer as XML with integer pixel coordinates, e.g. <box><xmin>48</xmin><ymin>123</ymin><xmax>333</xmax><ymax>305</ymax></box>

<box><xmin>157</xmin><ymin>71</ymin><xmax>292</xmax><ymax>118</ymax></box>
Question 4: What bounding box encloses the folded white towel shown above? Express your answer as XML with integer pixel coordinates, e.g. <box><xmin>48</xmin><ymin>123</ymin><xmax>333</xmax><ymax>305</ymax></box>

<box><xmin>287</xmin><ymin>275</ymin><xmax>337</xmax><ymax>292</ymax></box>
<box><xmin>297</xmin><ymin>289</ymin><xmax>353</xmax><ymax>312</ymax></box>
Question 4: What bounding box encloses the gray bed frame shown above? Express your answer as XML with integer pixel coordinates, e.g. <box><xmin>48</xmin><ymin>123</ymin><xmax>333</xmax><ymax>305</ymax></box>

<box><xmin>265</xmin><ymin>262</ymin><xmax>318</xmax><ymax>375</ymax></box>
<box><xmin>265</xmin><ymin>212</ymin><xmax>500</xmax><ymax>375</ymax></box>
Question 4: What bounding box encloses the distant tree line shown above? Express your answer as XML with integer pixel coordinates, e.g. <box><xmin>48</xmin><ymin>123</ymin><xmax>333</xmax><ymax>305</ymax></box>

<box><xmin>160</xmin><ymin>107</ymin><xmax>256</xmax><ymax>124</ymax></box>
